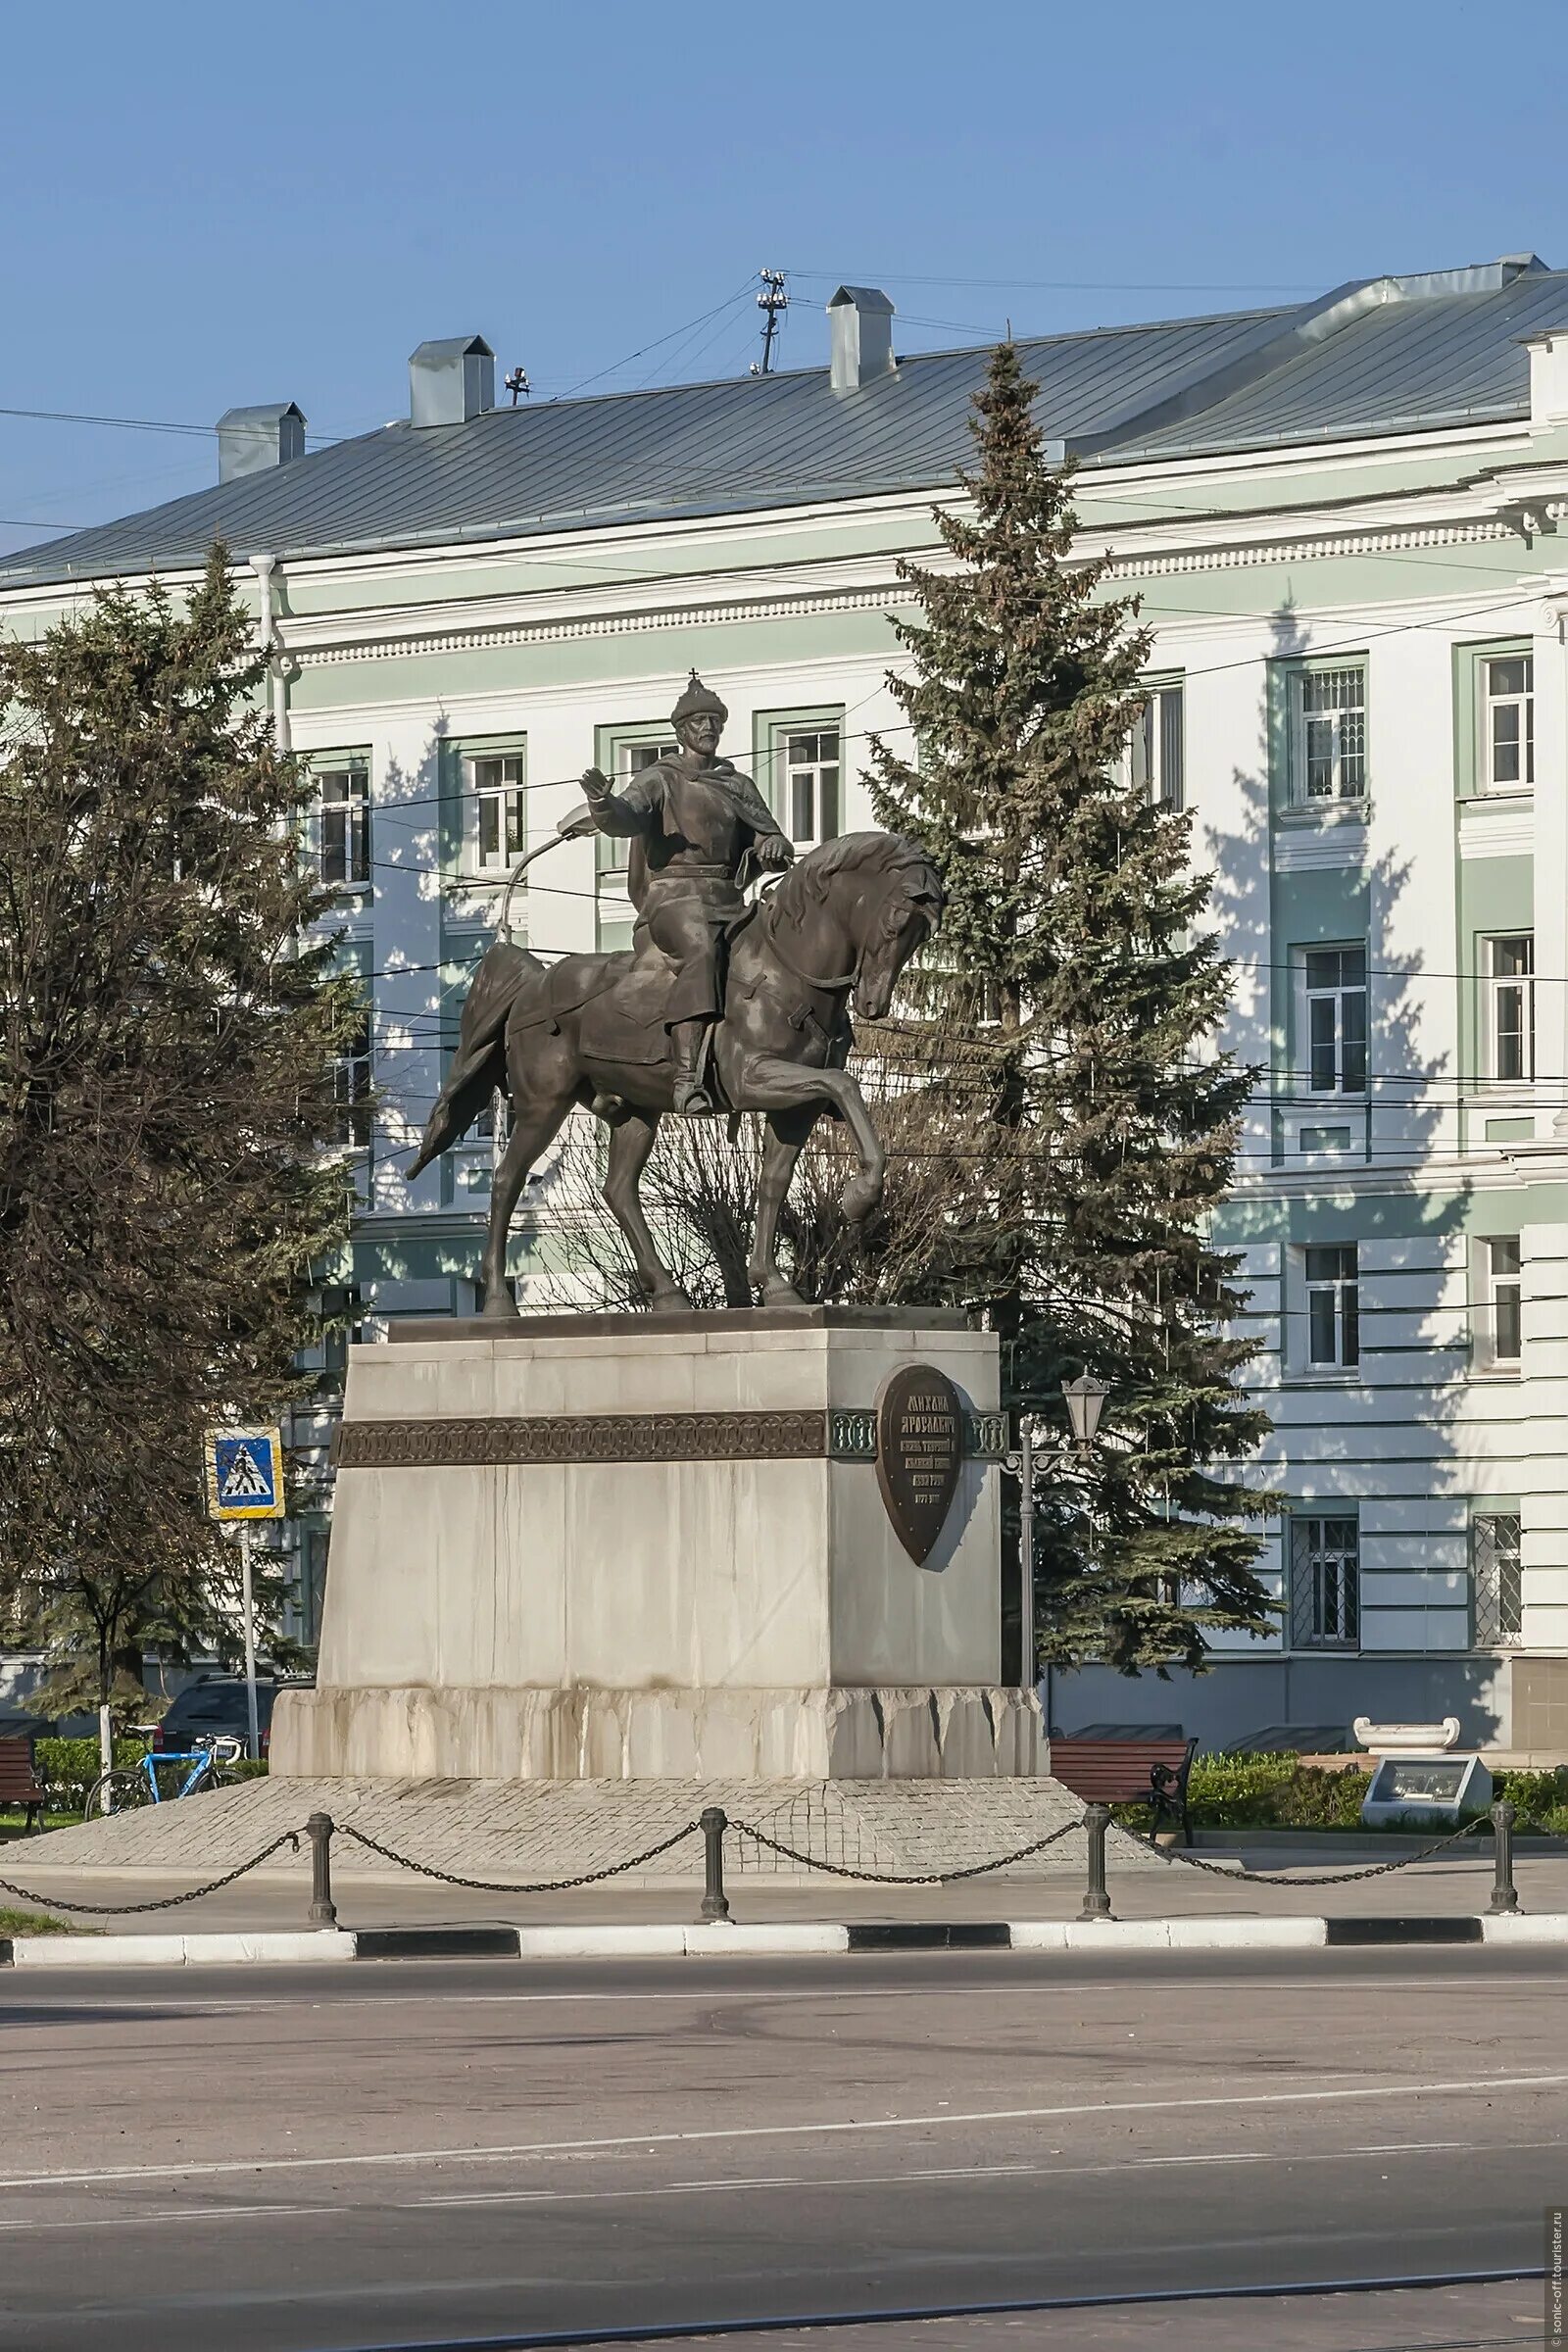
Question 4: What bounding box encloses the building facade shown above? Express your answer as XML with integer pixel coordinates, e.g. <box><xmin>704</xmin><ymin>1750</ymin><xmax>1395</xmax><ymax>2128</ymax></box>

<box><xmin>7</xmin><ymin>268</ymin><xmax>1568</xmax><ymax>1754</ymax></box>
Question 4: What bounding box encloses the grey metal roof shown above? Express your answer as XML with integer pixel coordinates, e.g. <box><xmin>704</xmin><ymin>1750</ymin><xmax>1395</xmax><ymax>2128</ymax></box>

<box><xmin>1117</xmin><ymin>267</ymin><xmax>1568</xmax><ymax>458</ymax></box>
<box><xmin>3</xmin><ymin>259</ymin><xmax>1564</xmax><ymax>588</ymax></box>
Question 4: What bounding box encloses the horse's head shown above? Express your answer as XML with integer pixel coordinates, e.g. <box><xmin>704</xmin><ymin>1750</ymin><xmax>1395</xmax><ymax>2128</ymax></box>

<box><xmin>776</xmin><ymin>832</ymin><xmax>945</xmax><ymax>1020</ymax></box>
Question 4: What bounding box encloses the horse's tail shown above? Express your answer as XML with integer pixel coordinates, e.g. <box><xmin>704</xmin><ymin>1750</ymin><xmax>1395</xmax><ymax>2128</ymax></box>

<box><xmin>405</xmin><ymin>938</ymin><xmax>545</xmax><ymax>1181</ymax></box>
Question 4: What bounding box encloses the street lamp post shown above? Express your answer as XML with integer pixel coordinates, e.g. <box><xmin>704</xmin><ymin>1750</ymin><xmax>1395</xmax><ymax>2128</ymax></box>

<box><xmin>1010</xmin><ymin>1372</ymin><xmax>1112</xmax><ymax>1726</ymax></box>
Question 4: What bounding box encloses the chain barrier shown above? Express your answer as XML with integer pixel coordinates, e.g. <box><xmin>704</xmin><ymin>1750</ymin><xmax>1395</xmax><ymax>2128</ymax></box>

<box><xmin>332</xmin><ymin>1817</ymin><xmax>705</xmax><ymax>1894</ymax></box>
<box><xmin>727</xmin><ymin>1815</ymin><xmax>1079</xmax><ymax>1885</ymax></box>
<box><xmin>1108</xmin><ymin>1813</ymin><xmax>1492</xmax><ymax>1888</ymax></box>
<box><xmin>0</xmin><ymin>1831</ymin><xmax>303</xmax><ymax>1918</ymax></box>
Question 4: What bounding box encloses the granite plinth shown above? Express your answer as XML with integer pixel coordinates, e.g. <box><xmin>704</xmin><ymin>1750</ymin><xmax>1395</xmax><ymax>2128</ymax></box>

<box><xmin>271</xmin><ymin>1312</ymin><xmax>1030</xmax><ymax>1783</ymax></box>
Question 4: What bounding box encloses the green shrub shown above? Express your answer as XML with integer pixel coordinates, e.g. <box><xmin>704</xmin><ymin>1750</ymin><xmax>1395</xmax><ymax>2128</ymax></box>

<box><xmin>1114</xmin><ymin>1751</ymin><xmax>1370</xmax><ymax>1834</ymax></box>
<box><xmin>1494</xmin><ymin>1768</ymin><xmax>1568</xmax><ymax>1826</ymax></box>
<box><xmin>30</xmin><ymin>1737</ymin><xmax>269</xmax><ymax>1806</ymax></box>
<box><xmin>33</xmin><ymin>1737</ymin><xmax>145</xmax><ymax>1804</ymax></box>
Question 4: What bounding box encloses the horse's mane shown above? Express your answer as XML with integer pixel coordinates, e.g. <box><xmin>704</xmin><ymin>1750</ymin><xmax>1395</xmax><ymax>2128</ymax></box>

<box><xmin>771</xmin><ymin>829</ymin><xmax>944</xmax><ymax>922</ymax></box>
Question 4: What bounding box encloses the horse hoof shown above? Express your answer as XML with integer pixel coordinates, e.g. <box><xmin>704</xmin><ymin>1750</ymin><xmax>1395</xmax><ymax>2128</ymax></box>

<box><xmin>478</xmin><ymin>1287</ymin><xmax>518</xmax><ymax>1321</ymax></box>
<box><xmin>840</xmin><ymin>1178</ymin><xmax>882</xmax><ymax>1226</ymax></box>
<box><xmin>758</xmin><ymin>1280</ymin><xmax>805</xmax><ymax>1307</ymax></box>
<box><xmin>647</xmin><ymin>1287</ymin><xmax>693</xmax><ymax>1313</ymax></box>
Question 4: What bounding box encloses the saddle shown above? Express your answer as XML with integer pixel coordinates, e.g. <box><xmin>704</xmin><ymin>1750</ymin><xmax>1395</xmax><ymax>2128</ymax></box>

<box><xmin>515</xmin><ymin>903</ymin><xmax>760</xmax><ymax>1066</ymax></box>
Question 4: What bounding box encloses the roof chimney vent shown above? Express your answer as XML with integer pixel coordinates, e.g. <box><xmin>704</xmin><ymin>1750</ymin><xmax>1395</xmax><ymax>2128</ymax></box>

<box><xmin>217</xmin><ymin>402</ymin><xmax>306</xmax><ymax>482</ymax></box>
<box><xmin>828</xmin><ymin>286</ymin><xmax>895</xmax><ymax>394</ymax></box>
<box><xmin>409</xmin><ymin>335</ymin><xmax>495</xmax><ymax>427</ymax></box>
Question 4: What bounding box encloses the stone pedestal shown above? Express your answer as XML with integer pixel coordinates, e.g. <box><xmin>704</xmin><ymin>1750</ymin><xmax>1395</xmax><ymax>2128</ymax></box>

<box><xmin>271</xmin><ymin>1307</ymin><xmax>1039</xmax><ymax>1781</ymax></box>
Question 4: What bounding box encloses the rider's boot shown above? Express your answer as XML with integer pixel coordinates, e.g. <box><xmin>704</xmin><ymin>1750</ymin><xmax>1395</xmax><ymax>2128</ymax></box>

<box><xmin>669</xmin><ymin>1018</ymin><xmax>714</xmax><ymax>1115</ymax></box>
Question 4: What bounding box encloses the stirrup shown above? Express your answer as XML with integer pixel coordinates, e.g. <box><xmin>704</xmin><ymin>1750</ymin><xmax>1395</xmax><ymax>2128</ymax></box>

<box><xmin>673</xmin><ymin>1076</ymin><xmax>715</xmax><ymax>1116</ymax></box>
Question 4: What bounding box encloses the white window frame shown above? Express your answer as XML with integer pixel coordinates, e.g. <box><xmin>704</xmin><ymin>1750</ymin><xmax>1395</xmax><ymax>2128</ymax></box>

<box><xmin>1301</xmin><ymin>945</ymin><xmax>1368</xmax><ymax>1097</ymax></box>
<box><xmin>782</xmin><ymin>725</ymin><xmax>842</xmax><ymax>848</ymax></box>
<box><xmin>317</xmin><ymin>758</ymin><xmax>371</xmax><ymax>890</ymax></box>
<box><xmin>1484</xmin><ymin>933</ymin><xmax>1536</xmax><ymax>1084</ymax></box>
<box><xmin>1128</xmin><ymin>680</ymin><xmax>1185</xmax><ymax>810</ymax></box>
<box><xmin>1477</xmin><ymin>1234</ymin><xmax>1523</xmax><ymax>1369</ymax></box>
<box><xmin>1481</xmin><ymin>653</ymin><xmax>1534</xmax><ymax>793</ymax></box>
<box><xmin>1290</xmin><ymin>1514</ymin><xmax>1360</xmax><ymax>1649</ymax></box>
<box><xmin>1303</xmin><ymin>1244</ymin><xmax>1359</xmax><ymax>1372</ymax></box>
<box><xmin>1288</xmin><ymin>664</ymin><xmax>1367</xmax><ymax>808</ymax></box>
<box><xmin>332</xmin><ymin>1020</ymin><xmax>372</xmax><ymax>1152</ymax></box>
<box><xmin>468</xmin><ymin>750</ymin><xmax>526</xmax><ymax>877</ymax></box>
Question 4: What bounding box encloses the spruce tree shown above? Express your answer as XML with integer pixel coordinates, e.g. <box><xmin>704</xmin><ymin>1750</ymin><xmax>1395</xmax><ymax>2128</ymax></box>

<box><xmin>870</xmin><ymin>343</ymin><xmax>1275</xmax><ymax>1676</ymax></box>
<box><xmin>0</xmin><ymin>549</ymin><xmax>361</xmax><ymax>1710</ymax></box>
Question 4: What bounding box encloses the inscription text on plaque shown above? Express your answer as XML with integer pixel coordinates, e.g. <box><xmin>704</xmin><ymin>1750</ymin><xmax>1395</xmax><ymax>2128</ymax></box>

<box><xmin>876</xmin><ymin>1363</ymin><xmax>963</xmax><ymax>1564</ymax></box>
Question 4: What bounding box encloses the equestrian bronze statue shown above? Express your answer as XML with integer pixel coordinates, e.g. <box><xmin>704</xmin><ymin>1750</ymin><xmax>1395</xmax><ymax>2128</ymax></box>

<box><xmin>409</xmin><ymin>672</ymin><xmax>945</xmax><ymax>1314</ymax></box>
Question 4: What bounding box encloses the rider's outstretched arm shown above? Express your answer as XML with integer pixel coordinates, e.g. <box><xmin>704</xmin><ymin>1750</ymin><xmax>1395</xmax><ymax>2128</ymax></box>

<box><xmin>577</xmin><ymin>765</ymin><xmax>660</xmax><ymax>840</ymax></box>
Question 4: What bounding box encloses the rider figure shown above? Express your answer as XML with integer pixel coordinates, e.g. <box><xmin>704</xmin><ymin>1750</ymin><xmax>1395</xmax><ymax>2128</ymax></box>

<box><xmin>578</xmin><ymin>672</ymin><xmax>795</xmax><ymax>1113</ymax></box>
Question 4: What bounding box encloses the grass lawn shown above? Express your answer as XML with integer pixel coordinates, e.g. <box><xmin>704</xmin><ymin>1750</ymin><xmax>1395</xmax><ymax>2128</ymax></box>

<box><xmin>0</xmin><ymin>1809</ymin><xmax>86</xmax><ymax>1841</ymax></box>
<box><xmin>0</xmin><ymin>1904</ymin><xmax>86</xmax><ymax>1936</ymax></box>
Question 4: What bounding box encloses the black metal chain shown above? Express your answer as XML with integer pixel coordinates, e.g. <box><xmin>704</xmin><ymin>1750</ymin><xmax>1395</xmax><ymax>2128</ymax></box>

<box><xmin>1109</xmin><ymin>1815</ymin><xmax>1491</xmax><ymax>1887</ymax></box>
<box><xmin>332</xmin><ymin>1818</ymin><xmax>704</xmax><ymax>1893</ymax></box>
<box><xmin>728</xmin><ymin>1816</ymin><xmax>1079</xmax><ymax>1885</ymax></box>
<box><xmin>0</xmin><ymin>1831</ymin><xmax>304</xmax><ymax>1919</ymax></box>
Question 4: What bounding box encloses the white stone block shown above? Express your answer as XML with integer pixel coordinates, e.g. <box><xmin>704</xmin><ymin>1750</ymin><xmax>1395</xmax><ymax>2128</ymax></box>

<box><xmin>275</xmin><ymin>1314</ymin><xmax>1030</xmax><ymax>1783</ymax></box>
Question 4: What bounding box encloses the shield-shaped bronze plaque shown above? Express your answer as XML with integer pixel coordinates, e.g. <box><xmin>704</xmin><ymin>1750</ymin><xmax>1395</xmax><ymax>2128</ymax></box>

<box><xmin>876</xmin><ymin>1364</ymin><xmax>963</xmax><ymax>1564</ymax></box>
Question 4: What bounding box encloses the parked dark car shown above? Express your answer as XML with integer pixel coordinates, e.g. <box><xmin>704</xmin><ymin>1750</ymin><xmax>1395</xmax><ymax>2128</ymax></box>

<box><xmin>154</xmin><ymin>1675</ymin><xmax>312</xmax><ymax>1757</ymax></box>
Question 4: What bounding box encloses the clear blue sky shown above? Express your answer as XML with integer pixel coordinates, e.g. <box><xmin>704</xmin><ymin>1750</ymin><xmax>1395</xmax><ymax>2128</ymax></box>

<box><xmin>2</xmin><ymin>0</ymin><xmax>1563</xmax><ymax>559</ymax></box>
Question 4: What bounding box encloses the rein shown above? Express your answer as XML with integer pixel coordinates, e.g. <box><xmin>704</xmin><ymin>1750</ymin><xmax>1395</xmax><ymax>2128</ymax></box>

<box><xmin>761</xmin><ymin>888</ymin><xmax>861</xmax><ymax>994</ymax></box>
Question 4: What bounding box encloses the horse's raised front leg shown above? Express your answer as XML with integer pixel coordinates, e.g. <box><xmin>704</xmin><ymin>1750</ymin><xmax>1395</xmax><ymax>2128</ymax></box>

<box><xmin>748</xmin><ymin>1106</ymin><xmax>818</xmax><ymax>1305</ymax></box>
<box><xmin>604</xmin><ymin>1110</ymin><xmax>692</xmax><ymax>1311</ymax></box>
<box><xmin>480</xmin><ymin>1093</ymin><xmax>572</xmax><ymax>1317</ymax></box>
<box><xmin>738</xmin><ymin>1057</ymin><xmax>886</xmax><ymax>1235</ymax></box>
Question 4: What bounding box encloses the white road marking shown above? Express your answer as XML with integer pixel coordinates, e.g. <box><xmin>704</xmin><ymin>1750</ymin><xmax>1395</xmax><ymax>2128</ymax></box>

<box><xmin>1</xmin><ymin>2072</ymin><xmax>1564</xmax><ymax>2193</ymax></box>
<box><xmin>0</xmin><ymin>2139</ymin><xmax>1555</xmax><ymax>2232</ymax></box>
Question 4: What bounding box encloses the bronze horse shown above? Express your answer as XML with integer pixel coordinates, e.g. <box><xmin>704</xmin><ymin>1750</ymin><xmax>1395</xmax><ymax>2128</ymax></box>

<box><xmin>410</xmin><ymin>831</ymin><xmax>945</xmax><ymax>1313</ymax></box>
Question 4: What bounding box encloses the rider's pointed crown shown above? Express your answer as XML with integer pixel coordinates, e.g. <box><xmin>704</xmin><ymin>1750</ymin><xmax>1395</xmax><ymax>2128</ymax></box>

<box><xmin>671</xmin><ymin>669</ymin><xmax>727</xmax><ymax>726</ymax></box>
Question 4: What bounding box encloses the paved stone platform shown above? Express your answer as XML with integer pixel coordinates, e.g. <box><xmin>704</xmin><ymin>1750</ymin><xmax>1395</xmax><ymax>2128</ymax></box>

<box><xmin>14</xmin><ymin>1774</ymin><xmax>1149</xmax><ymax>1884</ymax></box>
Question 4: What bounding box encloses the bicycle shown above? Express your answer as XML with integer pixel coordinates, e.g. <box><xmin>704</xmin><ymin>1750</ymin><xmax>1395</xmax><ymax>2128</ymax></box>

<box><xmin>83</xmin><ymin>1729</ymin><xmax>246</xmax><ymax>1818</ymax></box>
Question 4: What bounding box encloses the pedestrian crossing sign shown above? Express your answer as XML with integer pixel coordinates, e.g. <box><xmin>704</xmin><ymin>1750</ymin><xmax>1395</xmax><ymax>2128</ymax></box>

<box><xmin>206</xmin><ymin>1428</ymin><xmax>286</xmax><ymax>1520</ymax></box>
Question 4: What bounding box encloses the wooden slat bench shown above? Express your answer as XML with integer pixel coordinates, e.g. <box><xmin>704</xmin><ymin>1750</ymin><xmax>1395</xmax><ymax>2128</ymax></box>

<box><xmin>0</xmin><ymin>1736</ymin><xmax>46</xmax><ymax>1832</ymax></box>
<box><xmin>1046</xmin><ymin>1734</ymin><xmax>1198</xmax><ymax>1846</ymax></box>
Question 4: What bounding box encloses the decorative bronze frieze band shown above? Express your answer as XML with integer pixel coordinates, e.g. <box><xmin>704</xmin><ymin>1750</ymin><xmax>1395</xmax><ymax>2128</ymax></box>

<box><xmin>335</xmin><ymin>1411</ymin><xmax>827</xmax><ymax>1469</ymax></box>
<box><xmin>335</xmin><ymin>1406</ymin><xmax>1008</xmax><ymax>1470</ymax></box>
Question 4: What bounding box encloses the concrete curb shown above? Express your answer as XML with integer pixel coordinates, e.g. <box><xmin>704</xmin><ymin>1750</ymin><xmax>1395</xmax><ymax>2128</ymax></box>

<box><xmin>1</xmin><ymin>1914</ymin><xmax>1563</xmax><ymax>1966</ymax></box>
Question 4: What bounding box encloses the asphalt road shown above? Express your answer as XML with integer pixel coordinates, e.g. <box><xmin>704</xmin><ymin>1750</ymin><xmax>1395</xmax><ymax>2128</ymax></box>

<box><xmin>1</xmin><ymin>1948</ymin><xmax>1562</xmax><ymax>2352</ymax></box>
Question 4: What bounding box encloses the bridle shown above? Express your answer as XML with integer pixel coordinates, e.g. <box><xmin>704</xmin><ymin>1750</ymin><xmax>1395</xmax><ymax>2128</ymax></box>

<box><xmin>761</xmin><ymin>876</ymin><xmax>935</xmax><ymax>997</ymax></box>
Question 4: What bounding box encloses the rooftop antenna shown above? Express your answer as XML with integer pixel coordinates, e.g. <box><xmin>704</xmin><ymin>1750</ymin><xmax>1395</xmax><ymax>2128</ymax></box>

<box><xmin>751</xmin><ymin>269</ymin><xmax>788</xmax><ymax>376</ymax></box>
<box><xmin>504</xmin><ymin>366</ymin><xmax>531</xmax><ymax>405</ymax></box>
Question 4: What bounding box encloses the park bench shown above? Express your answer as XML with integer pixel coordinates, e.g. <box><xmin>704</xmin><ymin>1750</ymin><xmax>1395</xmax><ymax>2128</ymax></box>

<box><xmin>0</xmin><ymin>1735</ymin><xmax>47</xmax><ymax>1832</ymax></box>
<box><xmin>1046</xmin><ymin>1731</ymin><xmax>1199</xmax><ymax>1847</ymax></box>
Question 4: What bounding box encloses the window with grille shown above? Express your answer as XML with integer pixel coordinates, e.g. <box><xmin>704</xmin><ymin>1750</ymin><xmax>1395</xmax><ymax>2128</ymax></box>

<box><xmin>1304</xmin><ymin>1245</ymin><xmax>1359</xmax><ymax>1369</ymax></box>
<box><xmin>318</xmin><ymin>759</ymin><xmax>371</xmax><ymax>888</ymax></box>
<box><xmin>1472</xmin><ymin>1513</ymin><xmax>1522</xmax><ymax>1646</ymax></box>
<box><xmin>1129</xmin><ymin>683</ymin><xmax>1185</xmax><ymax>810</ymax></box>
<box><xmin>332</xmin><ymin>1020</ymin><xmax>372</xmax><ymax>1150</ymax></box>
<box><xmin>472</xmin><ymin>753</ymin><xmax>525</xmax><ymax>875</ymax></box>
<box><xmin>1485</xmin><ymin>934</ymin><xmax>1535</xmax><ymax>1083</ymax></box>
<box><xmin>1303</xmin><ymin>946</ymin><xmax>1367</xmax><ymax>1094</ymax></box>
<box><xmin>1479</xmin><ymin>1235</ymin><xmax>1523</xmax><ymax>1365</ymax></box>
<box><xmin>1290</xmin><ymin>666</ymin><xmax>1366</xmax><ymax>805</ymax></box>
<box><xmin>1483</xmin><ymin>655</ymin><xmax>1534</xmax><ymax>791</ymax></box>
<box><xmin>784</xmin><ymin>727</ymin><xmax>841</xmax><ymax>847</ymax></box>
<box><xmin>1290</xmin><ymin>1515</ymin><xmax>1360</xmax><ymax>1647</ymax></box>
